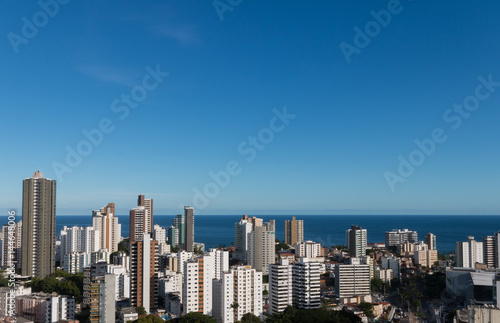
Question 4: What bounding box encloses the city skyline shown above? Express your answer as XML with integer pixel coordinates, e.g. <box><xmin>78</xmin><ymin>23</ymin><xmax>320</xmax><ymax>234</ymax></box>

<box><xmin>2</xmin><ymin>2</ymin><xmax>500</xmax><ymax>216</ymax></box>
<box><xmin>2</xmin><ymin>2</ymin><xmax>500</xmax><ymax>322</ymax></box>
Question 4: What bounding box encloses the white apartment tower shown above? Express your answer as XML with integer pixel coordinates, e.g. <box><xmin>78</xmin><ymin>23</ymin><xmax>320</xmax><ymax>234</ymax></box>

<box><xmin>269</xmin><ymin>258</ymin><xmax>293</xmax><ymax>314</ymax></box>
<box><xmin>292</xmin><ymin>258</ymin><xmax>321</xmax><ymax>309</ymax></box>
<box><xmin>92</xmin><ymin>203</ymin><xmax>121</xmax><ymax>253</ymax></box>
<box><xmin>234</xmin><ymin>219</ymin><xmax>253</xmax><ymax>263</ymax></box>
<box><xmin>213</xmin><ymin>265</ymin><xmax>263</xmax><ymax>323</ymax></box>
<box><xmin>153</xmin><ymin>224</ymin><xmax>170</xmax><ymax>255</ymax></box>
<box><xmin>182</xmin><ymin>254</ymin><xmax>216</xmax><ymax>315</ymax></box>
<box><xmin>346</xmin><ymin>225</ymin><xmax>367</xmax><ymax>258</ymax></box>
<box><xmin>456</xmin><ymin>236</ymin><xmax>484</xmax><ymax>268</ymax></box>
<box><xmin>294</xmin><ymin>240</ymin><xmax>321</xmax><ymax>259</ymax></box>
<box><xmin>335</xmin><ymin>258</ymin><xmax>371</xmax><ymax>304</ymax></box>
<box><xmin>385</xmin><ymin>229</ymin><xmax>418</xmax><ymax>247</ymax></box>
<box><xmin>208</xmin><ymin>248</ymin><xmax>229</xmax><ymax>280</ymax></box>
<box><xmin>60</xmin><ymin>226</ymin><xmax>100</xmax><ymax>267</ymax></box>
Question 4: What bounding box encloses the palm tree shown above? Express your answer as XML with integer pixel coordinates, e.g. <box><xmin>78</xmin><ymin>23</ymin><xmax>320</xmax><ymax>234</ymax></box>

<box><xmin>230</xmin><ymin>302</ymin><xmax>239</xmax><ymax>321</ymax></box>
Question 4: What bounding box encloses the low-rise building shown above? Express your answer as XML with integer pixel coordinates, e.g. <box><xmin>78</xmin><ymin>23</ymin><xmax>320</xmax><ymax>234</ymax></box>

<box><xmin>117</xmin><ymin>307</ymin><xmax>138</xmax><ymax>323</ymax></box>
<box><xmin>15</xmin><ymin>293</ymin><xmax>75</xmax><ymax>323</ymax></box>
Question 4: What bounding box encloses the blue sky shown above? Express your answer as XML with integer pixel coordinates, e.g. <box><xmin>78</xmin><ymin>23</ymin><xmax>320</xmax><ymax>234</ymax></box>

<box><xmin>1</xmin><ymin>0</ymin><xmax>500</xmax><ymax>215</ymax></box>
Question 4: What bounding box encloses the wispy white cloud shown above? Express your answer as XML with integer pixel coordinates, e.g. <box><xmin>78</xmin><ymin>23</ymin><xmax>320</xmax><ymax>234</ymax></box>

<box><xmin>76</xmin><ymin>65</ymin><xmax>143</xmax><ymax>87</ymax></box>
<box><xmin>152</xmin><ymin>24</ymin><xmax>200</xmax><ymax>45</ymax></box>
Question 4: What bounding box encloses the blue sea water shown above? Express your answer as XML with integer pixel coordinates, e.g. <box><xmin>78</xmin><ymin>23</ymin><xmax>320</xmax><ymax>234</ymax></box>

<box><xmin>3</xmin><ymin>215</ymin><xmax>499</xmax><ymax>253</ymax></box>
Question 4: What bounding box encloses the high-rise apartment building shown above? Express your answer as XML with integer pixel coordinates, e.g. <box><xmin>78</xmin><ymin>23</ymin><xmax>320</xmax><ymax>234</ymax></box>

<box><xmin>159</xmin><ymin>270</ymin><xmax>183</xmax><ymax>301</ymax></box>
<box><xmin>284</xmin><ymin>216</ymin><xmax>303</xmax><ymax>245</ymax></box>
<box><xmin>482</xmin><ymin>236</ymin><xmax>497</xmax><ymax>268</ymax></box>
<box><xmin>213</xmin><ymin>265</ymin><xmax>263</xmax><ymax>323</ymax></box>
<box><xmin>183</xmin><ymin>254</ymin><xmax>216</xmax><ymax>315</ymax></box>
<box><xmin>425</xmin><ymin>233</ymin><xmax>437</xmax><ymax>250</ymax></box>
<box><xmin>234</xmin><ymin>218</ymin><xmax>253</xmax><ymax>263</ymax></box>
<box><xmin>269</xmin><ymin>258</ymin><xmax>293</xmax><ymax>315</ymax></box>
<box><xmin>177</xmin><ymin>250</ymin><xmax>193</xmax><ymax>275</ymax></box>
<box><xmin>167</xmin><ymin>225</ymin><xmax>178</xmax><ymax>248</ymax></box>
<box><xmin>292</xmin><ymin>258</ymin><xmax>321</xmax><ymax>309</ymax></box>
<box><xmin>60</xmin><ymin>226</ymin><xmax>99</xmax><ymax>267</ymax></box>
<box><xmin>64</xmin><ymin>251</ymin><xmax>91</xmax><ymax>273</ymax></box>
<box><xmin>1</xmin><ymin>221</ymin><xmax>22</xmax><ymax>269</ymax></box>
<box><xmin>381</xmin><ymin>255</ymin><xmax>400</xmax><ymax>279</ymax></box>
<box><xmin>248</xmin><ymin>220</ymin><xmax>275</xmax><ymax>275</ymax></box>
<box><xmin>83</xmin><ymin>262</ymin><xmax>107</xmax><ymax>308</ymax></box>
<box><xmin>172</xmin><ymin>214</ymin><xmax>185</xmax><ymax>247</ymax></box>
<box><xmin>130</xmin><ymin>233</ymin><xmax>159</xmax><ymax>313</ymax></box>
<box><xmin>208</xmin><ymin>248</ymin><xmax>229</xmax><ymax>280</ymax></box>
<box><xmin>137</xmin><ymin>195</ymin><xmax>153</xmax><ymax>233</ymax></box>
<box><xmin>83</xmin><ymin>262</ymin><xmax>115</xmax><ymax>323</ymax></box>
<box><xmin>184</xmin><ymin>206</ymin><xmax>194</xmax><ymax>252</ymax></box>
<box><xmin>385</xmin><ymin>229</ymin><xmax>418</xmax><ymax>247</ymax></box>
<box><xmin>153</xmin><ymin>224</ymin><xmax>170</xmax><ymax>254</ymax></box>
<box><xmin>335</xmin><ymin>258</ymin><xmax>371</xmax><ymax>304</ymax></box>
<box><xmin>92</xmin><ymin>203</ymin><xmax>121</xmax><ymax>253</ymax></box>
<box><xmin>107</xmin><ymin>264</ymin><xmax>130</xmax><ymax>301</ymax></box>
<box><xmin>294</xmin><ymin>240</ymin><xmax>321</xmax><ymax>259</ymax></box>
<box><xmin>456</xmin><ymin>236</ymin><xmax>484</xmax><ymax>268</ymax></box>
<box><xmin>21</xmin><ymin>171</ymin><xmax>56</xmax><ymax>278</ymax></box>
<box><xmin>170</xmin><ymin>206</ymin><xmax>195</xmax><ymax>252</ymax></box>
<box><xmin>495</xmin><ymin>231</ymin><xmax>500</xmax><ymax>268</ymax></box>
<box><xmin>240</xmin><ymin>215</ymin><xmax>263</xmax><ymax>229</ymax></box>
<box><xmin>130</xmin><ymin>207</ymin><xmax>150</xmax><ymax>242</ymax></box>
<box><xmin>346</xmin><ymin>225</ymin><xmax>367</xmax><ymax>258</ymax></box>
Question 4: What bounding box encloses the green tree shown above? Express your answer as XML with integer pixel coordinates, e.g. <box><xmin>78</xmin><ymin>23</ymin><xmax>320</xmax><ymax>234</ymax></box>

<box><xmin>230</xmin><ymin>302</ymin><xmax>239</xmax><ymax>320</ymax></box>
<box><xmin>136</xmin><ymin>306</ymin><xmax>147</xmax><ymax>316</ymax></box>
<box><xmin>240</xmin><ymin>312</ymin><xmax>261</xmax><ymax>323</ymax></box>
<box><xmin>358</xmin><ymin>302</ymin><xmax>374</xmax><ymax>318</ymax></box>
<box><xmin>0</xmin><ymin>270</ymin><xmax>9</xmax><ymax>287</ymax></box>
<box><xmin>180</xmin><ymin>311</ymin><xmax>217</xmax><ymax>322</ymax></box>
<box><xmin>135</xmin><ymin>314</ymin><xmax>165</xmax><ymax>323</ymax></box>
<box><xmin>370</xmin><ymin>278</ymin><xmax>383</xmax><ymax>292</ymax></box>
<box><xmin>275</xmin><ymin>242</ymin><xmax>290</xmax><ymax>252</ymax></box>
<box><xmin>194</xmin><ymin>245</ymin><xmax>204</xmax><ymax>255</ymax></box>
<box><xmin>119</xmin><ymin>238</ymin><xmax>129</xmax><ymax>255</ymax></box>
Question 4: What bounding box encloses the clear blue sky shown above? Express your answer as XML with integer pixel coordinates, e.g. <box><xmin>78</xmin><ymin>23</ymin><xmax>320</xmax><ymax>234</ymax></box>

<box><xmin>1</xmin><ymin>0</ymin><xmax>500</xmax><ymax>215</ymax></box>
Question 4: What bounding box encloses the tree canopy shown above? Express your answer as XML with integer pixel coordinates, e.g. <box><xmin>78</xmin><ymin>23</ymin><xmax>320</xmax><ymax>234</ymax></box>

<box><xmin>180</xmin><ymin>312</ymin><xmax>217</xmax><ymax>323</ymax></box>
<box><xmin>265</xmin><ymin>306</ymin><xmax>361</xmax><ymax>323</ymax></box>
<box><xmin>31</xmin><ymin>271</ymin><xmax>83</xmax><ymax>302</ymax></box>
<box><xmin>357</xmin><ymin>302</ymin><xmax>374</xmax><ymax>318</ymax></box>
<box><xmin>240</xmin><ymin>312</ymin><xmax>261</xmax><ymax>323</ymax></box>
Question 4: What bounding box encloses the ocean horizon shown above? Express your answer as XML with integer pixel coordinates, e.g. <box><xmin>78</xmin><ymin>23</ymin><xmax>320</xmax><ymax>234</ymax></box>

<box><xmin>2</xmin><ymin>214</ymin><xmax>497</xmax><ymax>254</ymax></box>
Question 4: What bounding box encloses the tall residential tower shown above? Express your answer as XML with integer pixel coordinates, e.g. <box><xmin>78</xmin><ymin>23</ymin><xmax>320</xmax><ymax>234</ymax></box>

<box><xmin>346</xmin><ymin>225</ymin><xmax>367</xmax><ymax>258</ymax></box>
<box><xmin>284</xmin><ymin>216</ymin><xmax>303</xmax><ymax>245</ymax></box>
<box><xmin>21</xmin><ymin>171</ymin><xmax>56</xmax><ymax>278</ymax></box>
<box><xmin>92</xmin><ymin>203</ymin><xmax>121</xmax><ymax>253</ymax></box>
